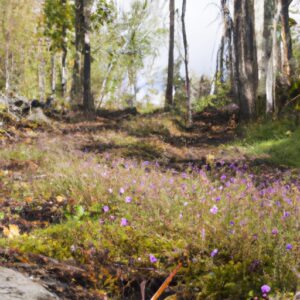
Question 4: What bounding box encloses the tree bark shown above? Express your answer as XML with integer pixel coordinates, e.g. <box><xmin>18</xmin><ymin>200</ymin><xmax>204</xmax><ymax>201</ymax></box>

<box><xmin>280</xmin><ymin>0</ymin><xmax>293</xmax><ymax>83</ymax></box>
<box><xmin>38</xmin><ymin>38</ymin><xmax>46</xmax><ymax>102</ymax></box>
<box><xmin>61</xmin><ymin>0</ymin><xmax>67</xmax><ymax>98</ymax></box>
<box><xmin>71</xmin><ymin>0</ymin><xmax>84</xmax><ymax>104</ymax></box>
<box><xmin>165</xmin><ymin>0</ymin><xmax>175</xmax><ymax>110</ymax></box>
<box><xmin>233</xmin><ymin>0</ymin><xmax>258</xmax><ymax>120</ymax></box>
<box><xmin>4</xmin><ymin>41</ymin><xmax>10</xmax><ymax>93</ymax></box>
<box><xmin>51</xmin><ymin>53</ymin><xmax>56</xmax><ymax>95</ymax></box>
<box><xmin>83</xmin><ymin>0</ymin><xmax>94</xmax><ymax>112</ymax></box>
<box><xmin>265</xmin><ymin>1</ymin><xmax>282</xmax><ymax>114</ymax></box>
<box><xmin>181</xmin><ymin>0</ymin><xmax>192</xmax><ymax>126</ymax></box>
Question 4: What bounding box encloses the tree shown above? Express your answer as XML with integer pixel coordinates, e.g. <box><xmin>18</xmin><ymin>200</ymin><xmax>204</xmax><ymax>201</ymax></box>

<box><xmin>71</xmin><ymin>0</ymin><xmax>84</xmax><ymax>104</ymax></box>
<box><xmin>165</xmin><ymin>0</ymin><xmax>175</xmax><ymax>110</ymax></box>
<box><xmin>280</xmin><ymin>0</ymin><xmax>294</xmax><ymax>83</ymax></box>
<box><xmin>181</xmin><ymin>0</ymin><xmax>192</xmax><ymax>126</ymax></box>
<box><xmin>44</xmin><ymin>0</ymin><xmax>74</xmax><ymax>98</ymax></box>
<box><xmin>213</xmin><ymin>0</ymin><xmax>234</xmax><ymax>96</ymax></box>
<box><xmin>0</xmin><ymin>0</ymin><xmax>43</xmax><ymax>98</ymax></box>
<box><xmin>233</xmin><ymin>0</ymin><xmax>258</xmax><ymax>119</ymax></box>
<box><xmin>82</xmin><ymin>0</ymin><xmax>94</xmax><ymax>112</ymax></box>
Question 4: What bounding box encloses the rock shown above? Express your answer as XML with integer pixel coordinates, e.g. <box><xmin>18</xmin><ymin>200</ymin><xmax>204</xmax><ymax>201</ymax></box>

<box><xmin>294</xmin><ymin>291</ymin><xmax>300</xmax><ymax>300</ymax></box>
<box><xmin>0</xmin><ymin>267</ymin><xmax>59</xmax><ymax>300</ymax></box>
<box><xmin>221</xmin><ymin>103</ymin><xmax>239</xmax><ymax>114</ymax></box>
<box><xmin>27</xmin><ymin>108</ymin><xmax>50</xmax><ymax>124</ymax></box>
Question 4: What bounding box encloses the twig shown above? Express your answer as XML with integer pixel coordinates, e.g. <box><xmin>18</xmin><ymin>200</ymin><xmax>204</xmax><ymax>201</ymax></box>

<box><xmin>150</xmin><ymin>262</ymin><xmax>182</xmax><ymax>300</ymax></box>
<box><xmin>284</xmin><ymin>93</ymin><xmax>300</xmax><ymax>107</ymax></box>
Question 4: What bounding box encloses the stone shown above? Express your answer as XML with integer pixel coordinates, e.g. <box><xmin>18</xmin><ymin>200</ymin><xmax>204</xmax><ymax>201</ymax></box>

<box><xmin>27</xmin><ymin>108</ymin><xmax>50</xmax><ymax>124</ymax></box>
<box><xmin>0</xmin><ymin>267</ymin><xmax>59</xmax><ymax>300</ymax></box>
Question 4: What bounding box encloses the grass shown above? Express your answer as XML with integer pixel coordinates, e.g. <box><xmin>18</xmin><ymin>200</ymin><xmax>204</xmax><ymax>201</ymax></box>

<box><xmin>234</xmin><ymin>118</ymin><xmax>300</xmax><ymax>167</ymax></box>
<box><xmin>0</xmin><ymin>137</ymin><xmax>300</xmax><ymax>299</ymax></box>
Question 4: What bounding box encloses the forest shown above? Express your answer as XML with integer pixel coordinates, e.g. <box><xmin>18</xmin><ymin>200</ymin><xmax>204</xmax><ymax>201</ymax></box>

<box><xmin>0</xmin><ymin>0</ymin><xmax>300</xmax><ymax>299</ymax></box>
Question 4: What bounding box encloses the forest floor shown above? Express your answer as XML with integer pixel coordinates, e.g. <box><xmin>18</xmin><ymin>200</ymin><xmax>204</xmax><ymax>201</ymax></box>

<box><xmin>0</xmin><ymin>108</ymin><xmax>299</xmax><ymax>299</ymax></box>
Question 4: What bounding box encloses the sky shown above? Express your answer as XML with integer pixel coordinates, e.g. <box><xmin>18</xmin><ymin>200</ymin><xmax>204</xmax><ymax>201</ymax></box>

<box><xmin>117</xmin><ymin>0</ymin><xmax>222</xmax><ymax>77</ymax></box>
<box><xmin>115</xmin><ymin>0</ymin><xmax>300</xmax><ymax>104</ymax></box>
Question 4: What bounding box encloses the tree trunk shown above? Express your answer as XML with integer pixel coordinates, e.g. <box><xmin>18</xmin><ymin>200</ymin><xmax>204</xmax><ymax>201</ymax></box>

<box><xmin>61</xmin><ymin>46</ymin><xmax>67</xmax><ymax>98</ymax></box>
<box><xmin>61</xmin><ymin>0</ymin><xmax>67</xmax><ymax>98</ymax></box>
<box><xmin>5</xmin><ymin>42</ymin><xmax>10</xmax><ymax>93</ymax></box>
<box><xmin>38</xmin><ymin>38</ymin><xmax>46</xmax><ymax>102</ymax></box>
<box><xmin>215</xmin><ymin>0</ymin><xmax>234</xmax><ymax>95</ymax></box>
<box><xmin>280</xmin><ymin>0</ymin><xmax>293</xmax><ymax>84</ymax></box>
<box><xmin>71</xmin><ymin>0</ymin><xmax>84</xmax><ymax>104</ymax></box>
<box><xmin>181</xmin><ymin>0</ymin><xmax>192</xmax><ymax>127</ymax></box>
<box><xmin>83</xmin><ymin>0</ymin><xmax>94</xmax><ymax>112</ymax></box>
<box><xmin>233</xmin><ymin>0</ymin><xmax>258</xmax><ymax>120</ymax></box>
<box><xmin>218</xmin><ymin>36</ymin><xmax>225</xmax><ymax>84</ymax></box>
<box><xmin>51</xmin><ymin>53</ymin><xmax>56</xmax><ymax>95</ymax></box>
<box><xmin>165</xmin><ymin>0</ymin><xmax>175</xmax><ymax>110</ymax></box>
<box><xmin>255</xmin><ymin>0</ymin><xmax>277</xmax><ymax>112</ymax></box>
<box><xmin>265</xmin><ymin>1</ymin><xmax>282</xmax><ymax>114</ymax></box>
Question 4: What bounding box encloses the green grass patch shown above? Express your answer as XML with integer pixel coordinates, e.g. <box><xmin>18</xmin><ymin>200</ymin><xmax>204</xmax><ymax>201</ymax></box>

<box><xmin>234</xmin><ymin>119</ymin><xmax>300</xmax><ymax>167</ymax></box>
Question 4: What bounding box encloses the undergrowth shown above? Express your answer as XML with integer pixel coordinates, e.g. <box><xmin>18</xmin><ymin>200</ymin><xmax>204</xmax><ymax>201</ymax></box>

<box><xmin>235</xmin><ymin>118</ymin><xmax>300</xmax><ymax>167</ymax></box>
<box><xmin>0</xmin><ymin>140</ymin><xmax>299</xmax><ymax>299</ymax></box>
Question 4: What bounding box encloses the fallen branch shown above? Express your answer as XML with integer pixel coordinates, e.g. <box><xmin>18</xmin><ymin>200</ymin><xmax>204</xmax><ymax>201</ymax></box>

<box><xmin>150</xmin><ymin>262</ymin><xmax>182</xmax><ymax>300</ymax></box>
<box><xmin>284</xmin><ymin>93</ymin><xmax>300</xmax><ymax>107</ymax></box>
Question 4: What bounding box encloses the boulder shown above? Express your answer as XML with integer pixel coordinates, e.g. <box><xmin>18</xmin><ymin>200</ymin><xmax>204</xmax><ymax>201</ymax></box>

<box><xmin>27</xmin><ymin>107</ymin><xmax>50</xmax><ymax>124</ymax></box>
<box><xmin>0</xmin><ymin>267</ymin><xmax>59</xmax><ymax>300</ymax></box>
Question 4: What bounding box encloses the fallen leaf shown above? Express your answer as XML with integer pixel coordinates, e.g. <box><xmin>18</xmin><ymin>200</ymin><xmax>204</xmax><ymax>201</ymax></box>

<box><xmin>206</xmin><ymin>154</ymin><xmax>215</xmax><ymax>164</ymax></box>
<box><xmin>56</xmin><ymin>195</ymin><xmax>65</xmax><ymax>203</ymax></box>
<box><xmin>3</xmin><ymin>224</ymin><xmax>20</xmax><ymax>238</ymax></box>
<box><xmin>24</xmin><ymin>196</ymin><xmax>33</xmax><ymax>204</ymax></box>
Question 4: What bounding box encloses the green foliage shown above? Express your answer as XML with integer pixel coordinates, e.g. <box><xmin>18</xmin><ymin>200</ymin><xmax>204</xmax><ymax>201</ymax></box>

<box><xmin>235</xmin><ymin>119</ymin><xmax>300</xmax><ymax>167</ymax></box>
<box><xmin>193</xmin><ymin>79</ymin><xmax>232</xmax><ymax>112</ymax></box>
<box><xmin>44</xmin><ymin>0</ymin><xmax>74</xmax><ymax>51</ymax></box>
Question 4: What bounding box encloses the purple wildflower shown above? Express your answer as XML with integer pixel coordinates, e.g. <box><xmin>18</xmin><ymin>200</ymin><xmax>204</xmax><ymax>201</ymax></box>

<box><xmin>271</xmin><ymin>228</ymin><xmax>279</xmax><ymax>235</ymax></box>
<box><xmin>210</xmin><ymin>205</ymin><xmax>218</xmax><ymax>215</ymax></box>
<box><xmin>149</xmin><ymin>254</ymin><xmax>157</xmax><ymax>263</ymax></box>
<box><xmin>182</xmin><ymin>172</ymin><xmax>188</xmax><ymax>179</ymax></box>
<box><xmin>261</xmin><ymin>285</ymin><xmax>271</xmax><ymax>294</ymax></box>
<box><xmin>103</xmin><ymin>205</ymin><xmax>109</xmax><ymax>213</ymax></box>
<box><xmin>120</xmin><ymin>218</ymin><xmax>128</xmax><ymax>226</ymax></box>
<box><xmin>211</xmin><ymin>249</ymin><xmax>218</xmax><ymax>257</ymax></box>
<box><xmin>229</xmin><ymin>221</ymin><xmax>235</xmax><ymax>226</ymax></box>
<box><xmin>142</xmin><ymin>161</ymin><xmax>150</xmax><ymax>167</ymax></box>
<box><xmin>221</xmin><ymin>175</ymin><xmax>227</xmax><ymax>181</ymax></box>
<box><xmin>119</xmin><ymin>187</ymin><xmax>125</xmax><ymax>195</ymax></box>
<box><xmin>286</xmin><ymin>243</ymin><xmax>293</xmax><ymax>250</ymax></box>
<box><xmin>108</xmin><ymin>188</ymin><xmax>113</xmax><ymax>194</ymax></box>
<box><xmin>125</xmin><ymin>196</ymin><xmax>132</xmax><ymax>203</ymax></box>
<box><xmin>216</xmin><ymin>196</ymin><xmax>221</xmax><ymax>202</ymax></box>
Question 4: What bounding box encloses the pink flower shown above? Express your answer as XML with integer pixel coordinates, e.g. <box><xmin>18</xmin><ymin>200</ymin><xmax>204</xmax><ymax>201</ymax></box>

<box><xmin>103</xmin><ymin>205</ymin><xmax>109</xmax><ymax>213</ymax></box>
<box><xmin>210</xmin><ymin>205</ymin><xmax>218</xmax><ymax>214</ymax></box>
<box><xmin>119</xmin><ymin>187</ymin><xmax>125</xmax><ymax>195</ymax></box>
